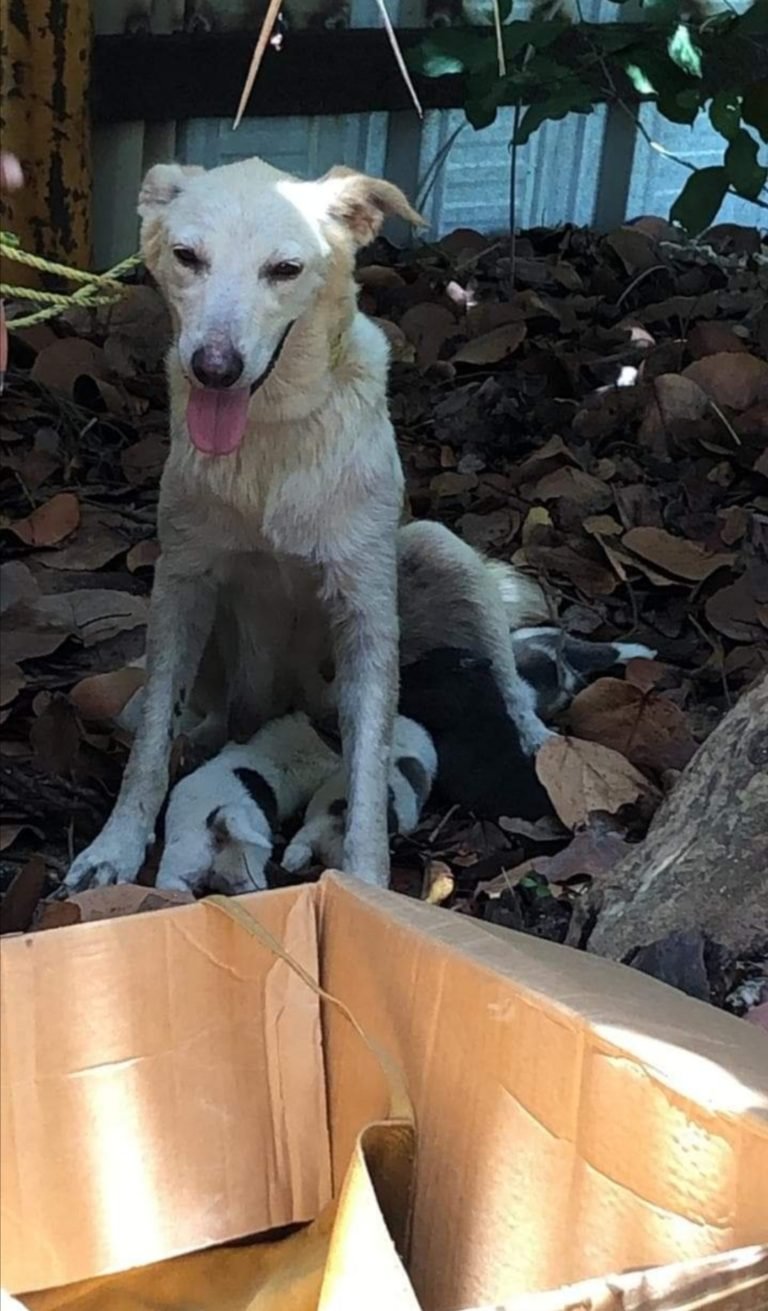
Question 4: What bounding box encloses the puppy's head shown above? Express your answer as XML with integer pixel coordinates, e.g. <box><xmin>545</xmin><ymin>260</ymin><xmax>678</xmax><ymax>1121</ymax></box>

<box><xmin>137</xmin><ymin>156</ymin><xmax>424</xmax><ymax>455</ymax></box>
<box><xmin>207</xmin><ymin>801</ymin><xmax>273</xmax><ymax>894</ymax></box>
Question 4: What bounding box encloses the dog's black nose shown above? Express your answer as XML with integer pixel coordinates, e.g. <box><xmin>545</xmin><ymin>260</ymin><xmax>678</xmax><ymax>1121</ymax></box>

<box><xmin>191</xmin><ymin>345</ymin><xmax>244</xmax><ymax>389</ymax></box>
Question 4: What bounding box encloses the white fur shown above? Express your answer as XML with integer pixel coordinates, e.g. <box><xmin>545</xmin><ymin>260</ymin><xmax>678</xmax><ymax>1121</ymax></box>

<box><xmin>65</xmin><ymin>156</ymin><xmax>550</xmax><ymax>895</ymax></box>
<box><xmin>156</xmin><ymin>712</ymin><xmax>338</xmax><ymax>894</ymax></box>
<box><xmin>283</xmin><ymin>716</ymin><xmax>437</xmax><ymax>872</ymax></box>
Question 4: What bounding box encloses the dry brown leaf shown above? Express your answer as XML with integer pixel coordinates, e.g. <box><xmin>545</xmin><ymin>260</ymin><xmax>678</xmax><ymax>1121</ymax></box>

<box><xmin>70</xmin><ymin>666</ymin><xmax>146</xmax><ymax>720</ymax></box>
<box><xmin>400</xmin><ymin>303</ymin><xmax>456</xmax><ymax>369</ymax></box>
<box><xmin>102</xmin><ymin>284</ymin><xmax>172</xmax><ymax>375</ymax></box>
<box><xmin>515</xmin><ymin>544</ymin><xmax>617</xmax><ymax>596</ymax></box>
<box><xmin>120</xmin><ymin>433</ymin><xmax>169</xmax><ymax>487</ymax></box>
<box><xmin>0</xmin><ymin>823</ymin><xmax>42</xmax><ymax>852</ymax></box>
<box><xmin>422</xmin><ymin>859</ymin><xmax>455</xmax><ymax>905</ymax></box>
<box><xmin>605</xmin><ymin>226</ymin><xmax>661</xmax><ymax>274</ymax></box>
<box><xmin>458</xmin><ymin>509</ymin><xmax>517</xmax><ymax>552</ymax></box>
<box><xmin>465</xmin><ymin>301</ymin><xmax>525</xmax><ymax>337</ymax></box>
<box><xmin>430</xmin><ymin>471</ymin><xmax>478</xmax><ymax>498</ymax></box>
<box><xmin>0</xmin><ymin>855</ymin><xmax>47</xmax><ymax>935</ymax></box>
<box><xmin>535</xmin><ymin>735</ymin><xmax>660</xmax><ymax>831</ymax></box>
<box><xmin>705</xmin><ymin>575</ymin><xmax>766</xmax><ymax>642</ymax></box>
<box><xmin>29</xmin><ymin>695</ymin><xmax>82</xmax><ymax>775</ymax></box>
<box><xmin>36</xmin><ymin>885</ymin><xmax>194</xmax><ymax>929</ymax></box>
<box><xmin>639</xmin><ymin>374</ymin><xmax>709</xmax><ymax>448</ymax></box>
<box><xmin>529</xmin><ymin>823</ymin><xmax>633</xmax><ymax>887</ymax></box>
<box><xmin>30</xmin><ymin>338</ymin><xmax>107</xmax><ymax>395</ymax></box>
<box><xmin>683</xmin><ymin>352</ymin><xmax>768</xmax><ymax>412</ymax></box>
<box><xmin>567</xmin><ymin>677</ymin><xmax>697</xmax><ymax>773</ymax></box>
<box><xmin>687</xmin><ymin>321</ymin><xmax>749</xmax><ymax>359</ymax></box>
<box><xmin>369</xmin><ymin>317</ymin><xmax>413</xmax><ymax>363</ymax></box>
<box><xmin>37</xmin><ymin>509</ymin><xmax>129</xmax><ymax>572</ymax></box>
<box><xmin>0</xmin><ymin>663</ymin><xmax>25</xmax><ymax>708</ymax></box>
<box><xmin>534</xmin><ymin>467</ymin><xmax>613</xmax><ymax>512</ymax></box>
<box><xmin>452</xmin><ymin>321</ymin><xmax>526</xmax><ymax>365</ymax></box>
<box><xmin>622</xmin><ymin>526</ymin><xmax>736</xmax><ymax>581</ymax></box>
<box><xmin>8</xmin><ymin>492</ymin><xmax>80</xmax><ymax>547</ymax></box>
<box><xmin>355</xmin><ymin>264</ymin><xmax>405</xmax><ymax>289</ymax></box>
<box><xmin>127</xmin><ymin>539</ymin><xmax>161</xmax><ymax>572</ymax></box>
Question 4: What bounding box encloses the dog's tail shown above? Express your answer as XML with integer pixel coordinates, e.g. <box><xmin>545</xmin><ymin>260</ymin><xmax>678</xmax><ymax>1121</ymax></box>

<box><xmin>485</xmin><ymin>559</ymin><xmax>549</xmax><ymax>628</ymax></box>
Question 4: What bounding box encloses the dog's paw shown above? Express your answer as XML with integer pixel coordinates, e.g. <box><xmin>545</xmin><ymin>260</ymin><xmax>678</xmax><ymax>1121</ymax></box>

<box><xmin>64</xmin><ymin>818</ymin><xmax>150</xmax><ymax>893</ymax></box>
<box><xmin>518</xmin><ymin>715</ymin><xmax>556</xmax><ymax>756</ymax></box>
<box><xmin>614</xmin><ymin>641</ymin><xmax>657</xmax><ymax>663</ymax></box>
<box><xmin>282</xmin><ymin>834</ymin><xmax>314</xmax><ymax>873</ymax></box>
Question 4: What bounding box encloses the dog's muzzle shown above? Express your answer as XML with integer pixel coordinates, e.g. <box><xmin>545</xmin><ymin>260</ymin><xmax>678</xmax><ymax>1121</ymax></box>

<box><xmin>249</xmin><ymin>320</ymin><xmax>296</xmax><ymax>396</ymax></box>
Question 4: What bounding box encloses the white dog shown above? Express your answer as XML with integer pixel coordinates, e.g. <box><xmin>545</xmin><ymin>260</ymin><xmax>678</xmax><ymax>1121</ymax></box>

<box><xmin>65</xmin><ymin>156</ymin><xmax>549</xmax><ymax>893</ymax></box>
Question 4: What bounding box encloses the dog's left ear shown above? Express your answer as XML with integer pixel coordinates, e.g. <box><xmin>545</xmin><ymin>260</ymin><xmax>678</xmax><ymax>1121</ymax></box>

<box><xmin>138</xmin><ymin>162</ymin><xmax>205</xmax><ymax>218</ymax></box>
<box><xmin>321</xmin><ymin>165</ymin><xmax>426</xmax><ymax>246</ymax></box>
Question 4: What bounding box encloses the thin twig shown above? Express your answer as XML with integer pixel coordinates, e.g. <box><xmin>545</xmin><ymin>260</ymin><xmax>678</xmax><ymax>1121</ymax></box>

<box><xmin>509</xmin><ymin>101</ymin><xmax>521</xmax><ymax>277</ymax></box>
<box><xmin>708</xmin><ymin>397</ymin><xmax>742</xmax><ymax>447</ymax></box>
<box><xmin>233</xmin><ymin>0</ymin><xmax>284</xmax><ymax>129</ymax></box>
<box><xmin>373</xmin><ymin>0</ymin><xmax>423</xmax><ymax>120</ymax></box>
<box><xmin>492</xmin><ymin>0</ymin><xmax>506</xmax><ymax>77</ymax></box>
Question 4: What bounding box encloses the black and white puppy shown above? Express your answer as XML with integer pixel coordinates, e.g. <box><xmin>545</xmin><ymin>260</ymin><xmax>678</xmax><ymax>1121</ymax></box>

<box><xmin>158</xmin><ymin>712</ymin><xmax>437</xmax><ymax>892</ymax></box>
<box><xmin>399</xmin><ymin>633</ymin><xmax>655</xmax><ymax>820</ymax></box>
<box><xmin>510</xmin><ymin>627</ymin><xmax>655</xmax><ymax>720</ymax></box>
<box><xmin>283</xmin><ymin>715</ymin><xmax>437</xmax><ymax>872</ymax></box>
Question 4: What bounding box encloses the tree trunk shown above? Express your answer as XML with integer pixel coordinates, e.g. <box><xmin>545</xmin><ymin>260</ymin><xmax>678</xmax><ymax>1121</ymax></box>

<box><xmin>588</xmin><ymin>673</ymin><xmax>768</xmax><ymax>961</ymax></box>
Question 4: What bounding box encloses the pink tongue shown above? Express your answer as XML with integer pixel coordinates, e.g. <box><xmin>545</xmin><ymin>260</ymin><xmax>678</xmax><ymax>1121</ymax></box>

<box><xmin>186</xmin><ymin>387</ymin><xmax>251</xmax><ymax>456</ymax></box>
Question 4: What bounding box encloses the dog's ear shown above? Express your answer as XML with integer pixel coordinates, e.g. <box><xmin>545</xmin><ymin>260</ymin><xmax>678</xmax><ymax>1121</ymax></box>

<box><xmin>138</xmin><ymin>162</ymin><xmax>205</xmax><ymax>217</ymax></box>
<box><xmin>214</xmin><ymin>803</ymin><xmax>273</xmax><ymax>852</ymax></box>
<box><xmin>321</xmin><ymin>166</ymin><xmax>426</xmax><ymax>246</ymax></box>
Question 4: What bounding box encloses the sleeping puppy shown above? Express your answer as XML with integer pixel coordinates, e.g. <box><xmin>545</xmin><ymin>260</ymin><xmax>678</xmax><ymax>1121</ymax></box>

<box><xmin>510</xmin><ymin>627</ymin><xmax>656</xmax><ymax>719</ymax></box>
<box><xmin>158</xmin><ymin>712</ymin><xmax>437</xmax><ymax>891</ymax></box>
<box><xmin>156</xmin><ymin>712</ymin><xmax>338</xmax><ymax>895</ymax></box>
<box><xmin>283</xmin><ymin>716</ymin><xmax>437</xmax><ymax>872</ymax></box>
<box><xmin>399</xmin><ymin>648</ymin><xmax>552</xmax><ymax>820</ymax></box>
<box><xmin>399</xmin><ymin>635</ymin><xmax>655</xmax><ymax>820</ymax></box>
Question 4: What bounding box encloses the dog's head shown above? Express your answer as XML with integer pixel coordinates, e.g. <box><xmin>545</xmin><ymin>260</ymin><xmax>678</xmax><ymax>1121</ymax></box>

<box><xmin>138</xmin><ymin>156</ymin><xmax>423</xmax><ymax>455</ymax></box>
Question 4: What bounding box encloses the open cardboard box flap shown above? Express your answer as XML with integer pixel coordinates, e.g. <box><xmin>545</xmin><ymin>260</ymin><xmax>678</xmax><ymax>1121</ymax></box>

<box><xmin>2</xmin><ymin>874</ymin><xmax>767</xmax><ymax>1308</ymax></box>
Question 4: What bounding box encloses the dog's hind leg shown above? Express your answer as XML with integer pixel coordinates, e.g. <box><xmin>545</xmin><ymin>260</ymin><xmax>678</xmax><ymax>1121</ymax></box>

<box><xmin>398</xmin><ymin>521</ymin><xmax>551</xmax><ymax>754</ymax></box>
<box><xmin>65</xmin><ymin>559</ymin><xmax>217</xmax><ymax>890</ymax></box>
<box><xmin>324</xmin><ymin>546</ymin><xmax>399</xmax><ymax>886</ymax></box>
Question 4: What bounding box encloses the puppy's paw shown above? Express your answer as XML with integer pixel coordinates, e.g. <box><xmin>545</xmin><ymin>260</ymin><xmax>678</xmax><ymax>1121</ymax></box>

<box><xmin>282</xmin><ymin>834</ymin><xmax>314</xmax><ymax>872</ymax></box>
<box><xmin>614</xmin><ymin>641</ymin><xmax>657</xmax><ymax>663</ymax></box>
<box><xmin>65</xmin><ymin>818</ymin><xmax>151</xmax><ymax>893</ymax></box>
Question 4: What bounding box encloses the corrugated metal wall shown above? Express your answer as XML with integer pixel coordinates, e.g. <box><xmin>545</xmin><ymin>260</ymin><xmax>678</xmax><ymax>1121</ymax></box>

<box><xmin>92</xmin><ymin>0</ymin><xmax>762</xmax><ymax>268</ymax></box>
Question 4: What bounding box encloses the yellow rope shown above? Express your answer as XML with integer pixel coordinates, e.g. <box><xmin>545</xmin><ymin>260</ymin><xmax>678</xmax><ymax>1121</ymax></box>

<box><xmin>0</xmin><ymin>232</ymin><xmax>142</xmax><ymax>329</ymax></box>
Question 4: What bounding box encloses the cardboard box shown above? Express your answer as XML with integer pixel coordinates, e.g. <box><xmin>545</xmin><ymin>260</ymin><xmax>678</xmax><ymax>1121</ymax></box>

<box><xmin>2</xmin><ymin>875</ymin><xmax>767</xmax><ymax>1308</ymax></box>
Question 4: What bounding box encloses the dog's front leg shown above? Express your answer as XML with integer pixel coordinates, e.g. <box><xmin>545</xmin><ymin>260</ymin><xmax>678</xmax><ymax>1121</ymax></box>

<box><xmin>325</xmin><ymin>549</ymin><xmax>399</xmax><ymax>886</ymax></box>
<box><xmin>65</xmin><ymin>559</ymin><xmax>217</xmax><ymax>891</ymax></box>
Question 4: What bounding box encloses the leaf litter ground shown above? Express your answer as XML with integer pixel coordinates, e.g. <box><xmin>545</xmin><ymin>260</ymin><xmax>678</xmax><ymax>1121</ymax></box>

<box><xmin>1</xmin><ymin>218</ymin><xmax>766</xmax><ymax>1018</ymax></box>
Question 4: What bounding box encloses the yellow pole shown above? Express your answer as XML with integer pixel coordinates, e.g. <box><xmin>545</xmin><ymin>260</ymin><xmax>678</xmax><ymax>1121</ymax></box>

<box><xmin>0</xmin><ymin>0</ymin><xmax>91</xmax><ymax>287</ymax></box>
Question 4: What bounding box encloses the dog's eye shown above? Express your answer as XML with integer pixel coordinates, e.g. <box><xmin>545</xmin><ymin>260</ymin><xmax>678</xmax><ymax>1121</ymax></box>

<box><xmin>268</xmin><ymin>260</ymin><xmax>303</xmax><ymax>281</ymax></box>
<box><xmin>173</xmin><ymin>246</ymin><xmax>201</xmax><ymax>270</ymax></box>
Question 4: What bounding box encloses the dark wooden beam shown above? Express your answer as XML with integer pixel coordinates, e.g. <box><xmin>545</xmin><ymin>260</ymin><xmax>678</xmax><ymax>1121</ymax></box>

<box><xmin>91</xmin><ymin>27</ymin><xmax>768</xmax><ymax>125</ymax></box>
<box><xmin>91</xmin><ymin>30</ymin><xmax>462</xmax><ymax>123</ymax></box>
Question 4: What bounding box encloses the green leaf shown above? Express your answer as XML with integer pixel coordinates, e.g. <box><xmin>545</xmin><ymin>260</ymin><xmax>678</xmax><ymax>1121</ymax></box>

<box><xmin>501</xmin><ymin>20</ymin><xmax>566</xmax><ymax>58</ymax></box>
<box><xmin>742</xmin><ymin>83</ymin><xmax>768</xmax><ymax>144</ymax></box>
<box><xmin>658</xmin><ymin>87</ymin><xmax>702</xmax><ymax>124</ymax></box>
<box><xmin>667</xmin><ymin>23</ymin><xmax>702</xmax><ymax>77</ymax></box>
<box><xmin>514</xmin><ymin>85</ymin><xmax>596</xmax><ymax>145</ymax></box>
<box><xmin>407</xmin><ymin>30</ymin><xmax>491</xmax><ymax>78</ymax></box>
<box><xmin>670</xmin><ymin>166</ymin><xmax>728</xmax><ymax>234</ymax></box>
<box><xmin>724</xmin><ymin>128</ymin><xmax>768</xmax><ymax>200</ymax></box>
<box><xmin>709</xmin><ymin>90</ymin><xmax>741</xmax><ymax>142</ymax></box>
<box><xmin>734</xmin><ymin>0</ymin><xmax>768</xmax><ymax>37</ymax></box>
<box><xmin>624</xmin><ymin>62</ymin><xmax>656</xmax><ymax>95</ymax></box>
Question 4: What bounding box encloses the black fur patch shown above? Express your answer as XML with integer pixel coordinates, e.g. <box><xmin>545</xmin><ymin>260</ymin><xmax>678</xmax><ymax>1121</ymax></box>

<box><xmin>328</xmin><ymin>797</ymin><xmax>347</xmax><ymax>818</ymax></box>
<box><xmin>206</xmin><ymin>806</ymin><xmax>221</xmax><ymax>829</ymax></box>
<box><xmin>234</xmin><ymin>767</ymin><xmax>278</xmax><ymax>831</ymax></box>
<box><xmin>397</xmin><ymin>755</ymin><xmax>430</xmax><ymax>808</ymax></box>
<box><xmin>387</xmin><ymin>786</ymin><xmax>399</xmax><ymax>834</ymax></box>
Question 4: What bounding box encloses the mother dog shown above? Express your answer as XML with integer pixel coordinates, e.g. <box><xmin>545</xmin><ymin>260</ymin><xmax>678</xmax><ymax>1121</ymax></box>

<box><xmin>65</xmin><ymin>156</ymin><xmax>547</xmax><ymax>891</ymax></box>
